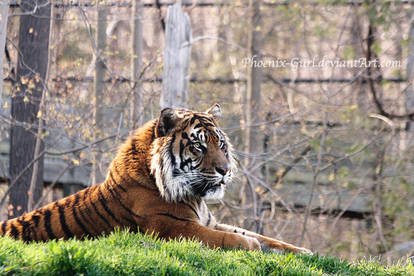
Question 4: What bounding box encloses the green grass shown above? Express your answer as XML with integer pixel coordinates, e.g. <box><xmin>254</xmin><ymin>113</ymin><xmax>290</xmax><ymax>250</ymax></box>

<box><xmin>0</xmin><ymin>230</ymin><xmax>412</xmax><ymax>276</ymax></box>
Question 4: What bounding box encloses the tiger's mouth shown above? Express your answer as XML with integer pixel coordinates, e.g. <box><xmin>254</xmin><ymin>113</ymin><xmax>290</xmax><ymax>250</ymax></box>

<box><xmin>210</xmin><ymin>176</ymin><xmax>227</xmax><ymax>187</ymax></box>
<box><xmin>205</xmin><ymin>178</ymin><xmax>227</xmax><ymax>192</ymax></box>
<box><xmin>202</xmin><ymin>182</ymin><xmax>225</xmax><ymax>200</ymax></box>
<box><xmin>207</xmin><ymin>184</ymin><xmax>222</xmax><ymax>191</ymax></box>
<box><xmin>190</xmin><ymin>177</ymin><xmax>225</xmax><ymax>197</ymax></box>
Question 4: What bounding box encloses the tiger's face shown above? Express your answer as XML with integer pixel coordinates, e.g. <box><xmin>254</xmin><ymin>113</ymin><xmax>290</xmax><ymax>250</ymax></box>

<box><xmin>150</xmin><ymin>104</ymin><xmax>236</xmax><ymax>202</ymax></box>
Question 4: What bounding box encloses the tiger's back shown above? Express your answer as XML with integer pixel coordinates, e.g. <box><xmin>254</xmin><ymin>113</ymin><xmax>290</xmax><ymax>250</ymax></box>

<box><xmin>0</xmin><ymin>118</ymin><xmax>159</xmax><ymax>241</ymax></box>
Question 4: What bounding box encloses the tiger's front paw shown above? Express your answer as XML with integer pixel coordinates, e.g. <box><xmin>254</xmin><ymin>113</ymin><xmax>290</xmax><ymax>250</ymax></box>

<box><xmin>246</xmin><ymin>237</ymin><xmax>261</xmax><ymax>251</ymax></box>
<box><xmin>238</xmin><ymin>236</ymin><xmax>261</xmax><ymax>251</ymax></box>
<box><xmin>261</xmin><ymin>242</ymin><xmax>313</xmax><ymax>255</ymax></box>
<box><xmin>294</xmin><ymin>246</ymin><xmax>313</xmax><ymax>255</ymax></box>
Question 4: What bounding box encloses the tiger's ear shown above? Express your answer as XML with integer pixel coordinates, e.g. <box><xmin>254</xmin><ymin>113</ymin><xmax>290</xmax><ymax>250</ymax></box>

<box><xmin>156</xmin><ymin>108</ymin><xmax>182</xmax><ymax>137</ymax></box>
<box><xmin>206</xmin><ymin>103</ymin><xmax>222</xmax><ymax>118</ymax></box>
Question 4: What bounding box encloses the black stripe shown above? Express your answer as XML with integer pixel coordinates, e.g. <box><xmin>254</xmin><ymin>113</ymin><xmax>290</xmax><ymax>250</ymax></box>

<box><xmin>203</xmin><ymin>122</ymin><xmax>215</xmax><ymax>128</ymax></box>
<box><xmin>206</xmin><ymin>212</ymin><xmax>211</xmax><ymax>226</ymax></box>
<box><xmin>79</xmin><ymin>189</ymin><xmax>93</xmax><ymax>222</ymax></box>
<box><xmin>180</xmin><ymin>158</ymin><xmax>192</xmax><ymax>170</ymax></box>
<box><xmin>156</xmin><ymin>213</ymin><xmax>190</xmax><ymax>222</ymax></box>
<box><xmin>10</xmin><ymin>223</ymin><xmax>19</xmax><ymax>238</ymax></box>
<box><xmin>1</xmin><ymin>221</ymin><xmax>6</xmax><ymax>234</ymax></box>
<box><xmin>151</xmin><ymin>123</ymin><xmax>156</xmax><ymax>140</ymax></box>
<box><xmin>184</xmin><ymin>203</ymin><xmax>199</xmax><ymax>220</ymax></box>
<box><xmin>57</xmin><ymin>202</ymin><xmax>73</xmax><ymax>238</ymax></box>
<box><xmin>118</xmin><ymin>182</ymin><xmax>128</xmax><ymax>193</ymax></box>
<box><xmin>111</xmin><ymin>166</ymin><xmax>129</xmax><ymax>193</ymax></box>
<box><xmin>181</xmin><ymin>132</ymin><xmax>189</xmax><ymax>140</ymax></box>
<box><xmin>44</xmin><ymin>210</ymin><xmax>56</xmax><ymax>239</ymax></box>
<box><xmin>169</xmin><ymin>133</ymin><xmax>176</xmax><ymax>167</ymax></box>
<box><xmin>79</xmin><ymin>188</ymin><xmax>100</xmax><ymax>234</ymax></box>
<box><xmin>107</xmin><ymin>186</ymin><xmax>143</xmax><ymax>220</ymax></box>
<box><xmin>32</xmin><ymin>214</ymin><xmax>40</xmax><ymax>227</ymax></box>
<box><xmin>108</xmin><ymin>171</ymin><xmax>116</xmax><ymax>185</ymax></box>
<box><xmin>108</xmin><ymin>182</ymin><xmax>122</xmax><ymax>198</ymax></box>
<box><xmin>191</xmin><ymin>161</ymin><xmax>202</xmax><ymax>170</ymax></box>
<box><xmin>90</xmin><ymin>198</ymin><xmax>113</xmax><ymax>228</ymax></box>
<box><xmin>97</xmin><ymin>188</ymin><xmax>121</xmax><ymax>224</ymax></box>
<box><xmin>131</xmin><ymin>138</ymin><xmax>138</xmax><ymax>154</ymax></box>
<box><xmin>72</xmin><ymin>193</ymin><xmax>91</xmax><ymax>237</ymax></box>
<box><xmin>16</xmin><ymin>218</ymin><xmax>31</xmax><ymax>241</ymax></box>
<box><xmin>109</xmin><ymin>170</ymin><xmax>128</xmax><ymax>193</ymax></box>
<box><xmin>193</xmin><ymin>123</ymin><xmax>203</xmax><ymax>129</ymax></box>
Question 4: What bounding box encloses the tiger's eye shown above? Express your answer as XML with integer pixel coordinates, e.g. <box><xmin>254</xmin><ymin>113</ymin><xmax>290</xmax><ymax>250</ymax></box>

<box><xmin>194</xmin><ymin>142</ymin><xmax>202</xmax><ymax>151</ymax></box>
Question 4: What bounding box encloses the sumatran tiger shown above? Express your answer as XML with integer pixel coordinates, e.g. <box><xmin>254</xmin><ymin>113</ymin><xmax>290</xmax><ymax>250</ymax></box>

<box><xmin>0</xmin><ymin>104</ymin><xmax>311</xmax><ymax>254</ymax></box>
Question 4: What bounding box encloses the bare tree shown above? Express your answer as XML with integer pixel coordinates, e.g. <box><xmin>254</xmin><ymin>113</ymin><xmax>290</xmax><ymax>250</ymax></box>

<box><xmin>243</xmin><ymin>0</ymin><xmax>263</xmax><ymax>232</ymax></box>
<box><xmin>405</xmin><ymin>5</ymin><xmax>414</xmax><ymax>134</ymax></box>
<box><xmin>130</xmin><ymin>0</ymin><xmax>143</xmax><ymax>129</ymax></box>
<box><xmin>0</xmin><ymin>0</ymin><xmax>9</xmax><ymax>97</ymax></box>
<box><xmin>160</xmin><ymin>0</ymin><xmax>191</xmax><ymax>109</ymax></box>
<box><xmin>9</xmin><ymin>0</ymin><xmax>50</xmax><ymax>218</ymax></box>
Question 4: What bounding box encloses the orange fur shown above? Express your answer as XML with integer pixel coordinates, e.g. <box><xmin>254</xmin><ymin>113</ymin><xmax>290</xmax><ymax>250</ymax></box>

<box><xmin>0</xmin><ymin>105</ymin><xmax>311</xmax><ymax>254</ymax></box>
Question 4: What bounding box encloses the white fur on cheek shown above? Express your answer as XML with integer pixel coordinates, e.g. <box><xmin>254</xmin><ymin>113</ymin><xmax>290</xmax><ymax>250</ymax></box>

<box><xmin>150</xmin><ymin>139</ymin><xmax>167</xmax><ymax>198</ymax></box>
<box><xmin>150</xmin><ymin>138</ymin><xmax>192</xmax><ymax>202</ymax></box>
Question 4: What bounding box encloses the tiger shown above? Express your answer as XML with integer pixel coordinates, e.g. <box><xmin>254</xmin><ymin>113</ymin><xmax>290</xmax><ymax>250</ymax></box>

<box><xmin>0</xmin><ymin>104</ymin><xmax>311</xmax><ymax>254</ymax></box>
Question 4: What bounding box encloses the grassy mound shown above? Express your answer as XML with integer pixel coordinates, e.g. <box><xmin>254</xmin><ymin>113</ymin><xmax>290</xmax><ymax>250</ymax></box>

<box><xmin>0</xmin><ymin>230</ymin><xmax>412</xmax><ymax>275</ymax></box>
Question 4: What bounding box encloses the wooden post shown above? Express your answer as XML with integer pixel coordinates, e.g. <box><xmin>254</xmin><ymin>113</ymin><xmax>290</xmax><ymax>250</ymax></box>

<box><xmin>92</xmin><ymin>1</ymin><xmax>107</xmax><ymax>184</ymax></box>
<box><xmin>160</xmin><ymin>0</ymin><xmax>191</xmax><ymax>109</ymax></box>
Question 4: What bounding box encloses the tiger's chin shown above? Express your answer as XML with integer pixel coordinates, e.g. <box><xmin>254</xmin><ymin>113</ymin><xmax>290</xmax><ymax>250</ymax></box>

<box><xmin>202</xmin><ymin>184</ymin><xmax>225</xmax><ymax>200</ymax></box>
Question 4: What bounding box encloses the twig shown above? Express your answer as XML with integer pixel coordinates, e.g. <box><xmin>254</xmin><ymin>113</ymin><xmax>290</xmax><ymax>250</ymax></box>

<box><xmin>0</xmin><ymin>151</ymin><xmax>45</xmax><ymax>220</ymax></box>
<box><xmin>300</xmin><ymin>114</ymin><xmax>328</xmax><ymax>245</ymax></box>
<box><xmin>46</xmin><ymin>135</ymin><xmax>116</xmax><ymax>156</ymax></box>
<box><xmin>238</xmin><ymin>160</ymin><xmax>294</xmax><ymax>214</ymax></box>
<box><xmin>32</xmin><ymin>163</ymin><xmax>73</xmax><ymax>210</ymax></box>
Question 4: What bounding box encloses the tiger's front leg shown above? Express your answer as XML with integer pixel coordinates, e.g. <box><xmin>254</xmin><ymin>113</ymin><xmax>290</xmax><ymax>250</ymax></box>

<box><xmin>215</xmin><ymin>224</ymin><xmax>312</xmax><ymax>254</ymax></box>
<box><xmin>148</xmin><ymin>218</ymin><xmax>261</xmax><ymax>251</ymax></box>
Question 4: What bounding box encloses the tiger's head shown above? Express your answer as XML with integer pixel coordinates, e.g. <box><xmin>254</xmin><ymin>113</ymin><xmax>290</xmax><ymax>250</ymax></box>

<box><xmin>150</xmin><ymin>104</ymin><xmax>236</xmax><ymax>202</ymax></box>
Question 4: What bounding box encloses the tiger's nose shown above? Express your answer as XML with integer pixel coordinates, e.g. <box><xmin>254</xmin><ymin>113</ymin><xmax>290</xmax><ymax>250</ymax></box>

<box><xmin>216</xmin><ymin>165</ymin><xmax>229</xmax><ymax>176</ymax></box>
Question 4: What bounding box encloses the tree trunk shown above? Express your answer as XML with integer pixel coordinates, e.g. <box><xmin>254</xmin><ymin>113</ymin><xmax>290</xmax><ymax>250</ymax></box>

<box><xmin>92</xmin><ymin>2</ymin><xmax>107</xmax><ymax>184</ymax></box>
<box><xmin>160</xmin><ymin>0</ymin><xmax>191</xmax><ymax>109</ymax></box>
<box><xmin>9</xmin><ymin>0</ymin><xmax>50</xmax><ymax>218</ymax></box>
<box><xmin>130</xmin><ymin>0</ymin><xmax>143</xmax><ymax>129</ymax></box>
<box><xmin>405</xmin><ymin>5</ymin><xmax>414</xmax><ymax>136</ymax></box>
<box><xmin>0</xmin><ymin>0</ymin><xmax>9</xmax><ymax>97</ymax></box>
<box><xmin>243</xmin><ymin>0</ymin><xmax>263</xmax><ymax>232</ymax></box>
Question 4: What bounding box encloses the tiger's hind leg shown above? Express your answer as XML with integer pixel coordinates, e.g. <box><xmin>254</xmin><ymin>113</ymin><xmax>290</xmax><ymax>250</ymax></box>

<box><xmin>215</xmin><ymin>224</ymin><xmax>312</xmax><ymax>254</ymax></box>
